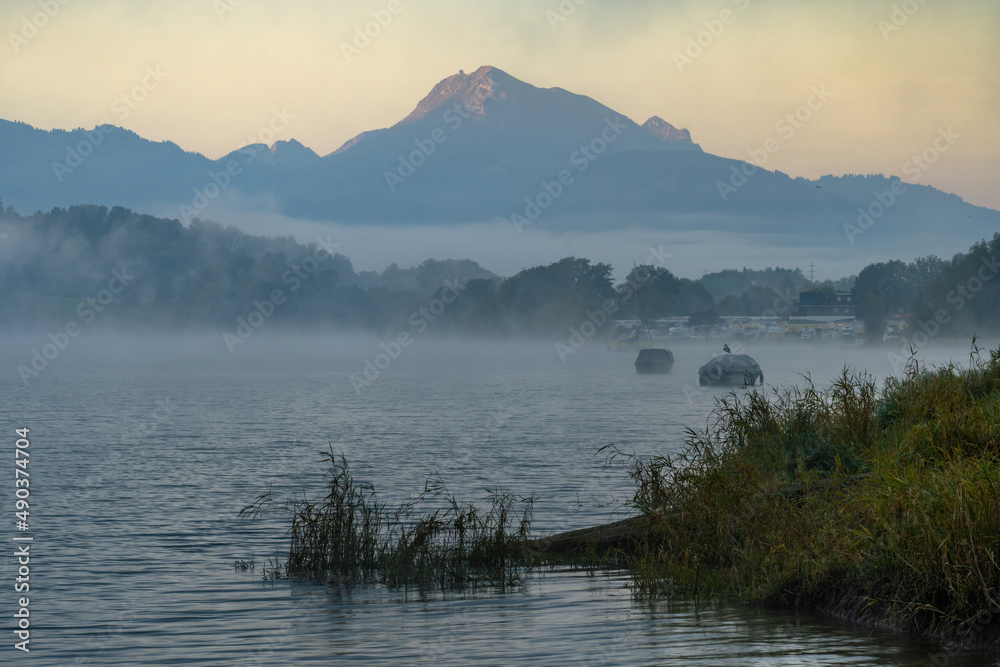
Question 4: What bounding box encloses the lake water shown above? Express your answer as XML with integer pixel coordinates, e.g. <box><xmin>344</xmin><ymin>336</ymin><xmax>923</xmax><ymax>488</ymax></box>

<box><xmin>1</xmin><ymin>333</ymin><xmax>994</xmax><ymax>665</ymax></box>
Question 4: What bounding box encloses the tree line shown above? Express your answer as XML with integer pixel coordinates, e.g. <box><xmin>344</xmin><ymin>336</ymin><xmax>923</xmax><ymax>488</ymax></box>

<box><xmin>0</xmin><ymin>203</ymin><xmax>996</xmax><ymax>339</ymax></box>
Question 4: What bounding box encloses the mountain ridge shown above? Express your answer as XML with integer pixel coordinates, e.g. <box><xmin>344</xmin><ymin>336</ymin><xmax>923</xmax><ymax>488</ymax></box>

<box><xmin>0</xmin><ymin>66</ymin><xmax>996</xmax><ymax>263</ymax></box>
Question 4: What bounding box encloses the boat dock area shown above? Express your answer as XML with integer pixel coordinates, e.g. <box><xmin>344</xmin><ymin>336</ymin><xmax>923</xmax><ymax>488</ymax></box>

<box><xmin>612</xmin><ymin>315</ymin><xmax>870</xmax><ymax>344</ymax></box>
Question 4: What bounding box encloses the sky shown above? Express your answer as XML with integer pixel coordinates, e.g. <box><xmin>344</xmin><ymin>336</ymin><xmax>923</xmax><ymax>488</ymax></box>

<box><xmin>2</xmin><ymin>0</ymin><xmax>999</xmax><ymax>214</ymax></box>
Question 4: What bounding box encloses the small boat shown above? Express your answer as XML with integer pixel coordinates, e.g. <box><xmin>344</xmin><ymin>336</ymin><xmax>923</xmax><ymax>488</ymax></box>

<box><xmin>698</xmin><ymin>353</ymin><xmax>764</xmax><ymax>386</ymax></box>
<box><xmin>630</xmin><ymin>278</ymin><xmax>673</xmax><ymax>374</ymax></box>
<box><xmin>635</xmin><ymin>348</ymin><xmax>675</xmax><ymax>374</ymax></box>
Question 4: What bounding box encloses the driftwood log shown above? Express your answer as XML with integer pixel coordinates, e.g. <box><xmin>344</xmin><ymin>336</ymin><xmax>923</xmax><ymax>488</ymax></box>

<box><xmin>526</xmin><ymin>516</ymin><xmax>645</xmax><ymax>556</ymax></box>
<box><xmin>525</xmin><ymin>474</ymin><xmax>869</xmax><ymax>559</ymax></box>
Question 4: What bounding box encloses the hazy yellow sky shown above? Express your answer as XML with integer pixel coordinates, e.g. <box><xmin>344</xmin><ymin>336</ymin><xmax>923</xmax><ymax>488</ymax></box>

<box><xmin>3</xmin><ymin>0</ymin><xmax>998</xmax><ymax>209</ymax></box>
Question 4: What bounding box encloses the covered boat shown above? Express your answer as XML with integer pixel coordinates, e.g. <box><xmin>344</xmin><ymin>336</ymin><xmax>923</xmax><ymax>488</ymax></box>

<box><xmin>698</xmin><ymin>354</ymin><xmax>764</xmax><ymax>386</ymax></box>
<box><xmin>634</xmin><ymin>348</ymin><xmax>674</xmax><ymax>374</ymax></box>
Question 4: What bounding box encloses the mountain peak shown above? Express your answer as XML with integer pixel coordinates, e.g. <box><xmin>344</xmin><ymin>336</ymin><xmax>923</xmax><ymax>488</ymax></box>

<box><xmin>216</xmin><ymin>138</ymin><xmax>320</xmax><ymax>168</ymax></box>
<box><xmin>267</xmin><ymin>139</ymin><xmax>319</xmax><ymax>168</ymax></box>
<box><xmin>642</xmin><ymin>116</ymin><xmax>694</xmax><ymax>144</ymax></box>
<box><xmin>397</xmin><ymin>65</ymin><xmax>521</xmax><ymax>125</ymax></box>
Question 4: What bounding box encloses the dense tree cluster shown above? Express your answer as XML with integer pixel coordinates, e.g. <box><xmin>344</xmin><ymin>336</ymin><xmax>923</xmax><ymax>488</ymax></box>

<box><xmin>699</xmin><ymin>267</ymin><xmax>807</xmax><ymax>301</ymax></box>
<box><xmin>625</xmin><ymin>265</ymin><xmax>714</xmax><ymax>317</ymax></box>
<box><xmin>851</xmin><ymin>256</ymin><xmax>948</xmax><ymax>339</ymax></box>
<box><xmin>0</xmin><ymin>203</ymin><xmax>996</xmax><ymax>339</ymax></box>
<box><xmin>0</xmin><ymin>205</ymin><xmax>484</xmax><ymax>332</ymax></box>
<box><xmin>912</xmin><ymin>235</ymin><xmax>1000</xmax><ymax>337</ymax></box>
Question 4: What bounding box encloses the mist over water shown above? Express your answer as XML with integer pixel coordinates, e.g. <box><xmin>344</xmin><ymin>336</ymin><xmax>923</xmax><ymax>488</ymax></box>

<box><xmin>2</xmin><ymin>331</ymin><xmax>993</xmax><ymax>665</ymax></box>
<box><xmin>169</xmin><ymin>205</ymin><xmax>963</xmax><ymax>282</ymax></box>
<box><xmin>7</xmin><ymin>329</ymin><xmax>992</xmax><ymax>389</ymax></box>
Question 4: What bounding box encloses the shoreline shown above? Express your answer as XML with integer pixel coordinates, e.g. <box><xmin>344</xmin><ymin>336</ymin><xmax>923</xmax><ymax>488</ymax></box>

<box><xmin>528</xmin><ymin>347</ymin><xmax>1000</xmax><ymax>656</ymax></box>
<box><xmin>530</xmin><ymin>508</ymin><xmax>1000</xmax><ymax>654</ymax></box>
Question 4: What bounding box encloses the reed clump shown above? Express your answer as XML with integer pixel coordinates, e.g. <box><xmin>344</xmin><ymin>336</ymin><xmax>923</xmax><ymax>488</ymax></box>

<box><xmin>241</xmin><ymin>449</ymin><xmax>536</xmax><ymax>590</ymax></box>
<box><xmin>623</xmin><ymin>342</ymin><xmax>1000</xmax><ymax>649</ymax></box>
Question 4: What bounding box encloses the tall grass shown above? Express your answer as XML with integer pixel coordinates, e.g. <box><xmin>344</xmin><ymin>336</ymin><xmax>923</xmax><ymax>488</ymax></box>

<box><xmin>623</xmin><ymin>342</ymin><xmax>1000</xmax><ymax>648</ymax></box>
<box><xmin>241</xmin><ymin>449</ymin><xmax>536</xmax><ymax>590</ymax></box>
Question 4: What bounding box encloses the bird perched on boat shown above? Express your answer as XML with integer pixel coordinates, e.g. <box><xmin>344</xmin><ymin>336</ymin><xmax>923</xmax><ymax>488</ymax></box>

<box><xmin>723</xmin><ymin>344</ymin><xmax>731</xmax><ymax>354</ymax></box>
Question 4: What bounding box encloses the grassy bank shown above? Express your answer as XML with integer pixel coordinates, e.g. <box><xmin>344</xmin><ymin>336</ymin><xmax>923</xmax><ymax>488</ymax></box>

<box><xmin>621</xmin><ymin>343</ymin><xmax>1000</xmax><ymax>649</ymax></box>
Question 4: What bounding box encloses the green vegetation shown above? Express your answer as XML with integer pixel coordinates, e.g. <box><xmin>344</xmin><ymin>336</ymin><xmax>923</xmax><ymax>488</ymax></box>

<box><xmin>699</xmin><ymin>266</ymin><xmax>809</xmax><ymax>301</ymax></box>
<box><xmin>853</xmin><ymin>256</ymin><xmax>946</xmax><ymax>316</ymax></box>
<box><xmin>242</xmin><ymin>344</ymin><xmax>1000</xmax><ymax>650</ymax></box>
<box><xmin>241</xmin><ymin>450</ymin><xmax>536</xmax><ymax>590</ymax></box>
<box><xmin>2</xmin><ymin>204</ymin><xmax>999</xmax><ymax>340</ymax></box>
<box><xmin>915</xmin><ymin>234</ymin><xmax>1000</xmax><ymax>335</ymax></box>
<box><xmin>619</xmin><ymin>342</ymin><xmax>1000</xmax><ymax>648</ymax></box>
<box><xmin>625</xmin><ymin>265</ymin><xmax>715</xmax><ymax>317</ymax></box>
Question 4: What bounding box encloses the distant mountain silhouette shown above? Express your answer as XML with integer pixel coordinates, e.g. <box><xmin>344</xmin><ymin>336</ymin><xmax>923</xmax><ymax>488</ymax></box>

<box><xmin>0</xmin><ymin>66</ymin><xmax>997</xmax><ymax>252</ymax></box>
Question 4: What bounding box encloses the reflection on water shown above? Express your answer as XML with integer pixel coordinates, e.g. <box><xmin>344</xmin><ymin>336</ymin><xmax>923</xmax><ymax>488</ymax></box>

<box><xmin>1</xmin><ymin>335</ymin><xmax>994</xmax><ymax>665</ymax></box>
<box><xmin>284</xmin><ymin>569</ymin><xmax>986</xmax><ymax>666</ymax></box>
